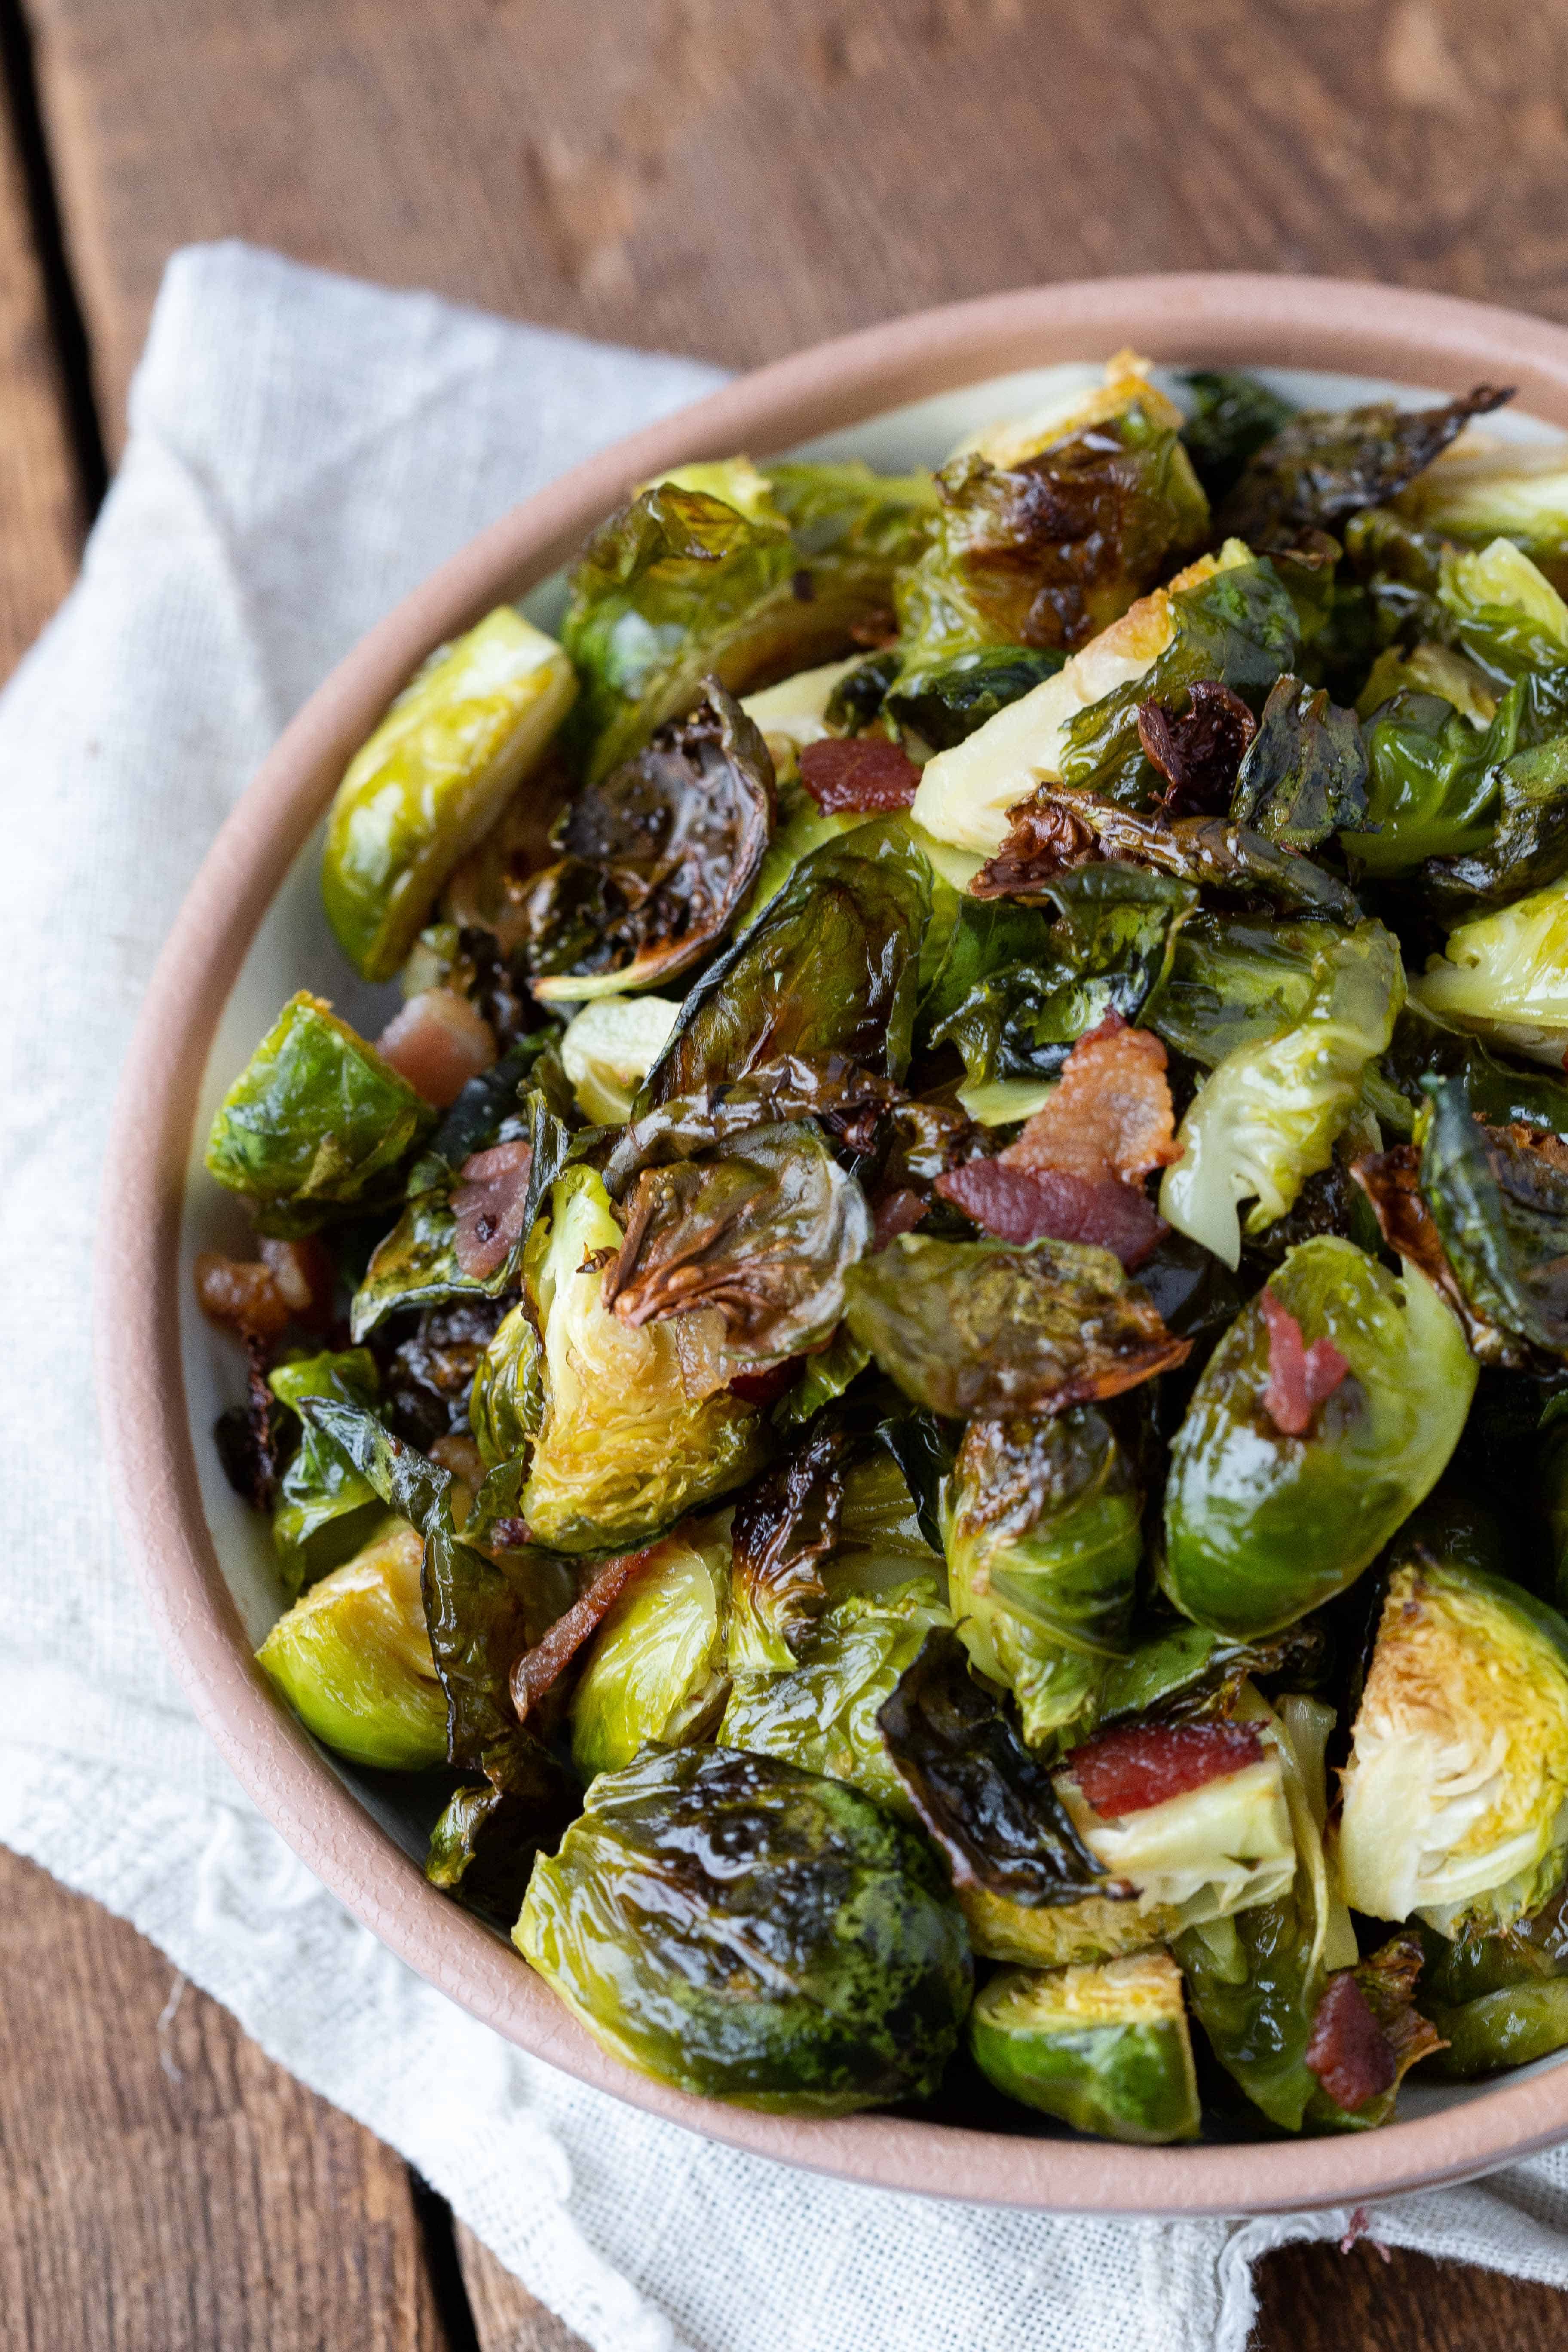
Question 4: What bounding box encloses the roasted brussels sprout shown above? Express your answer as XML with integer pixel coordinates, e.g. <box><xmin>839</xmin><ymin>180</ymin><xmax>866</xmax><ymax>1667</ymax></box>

<box><xmin>943</xmin><ymin>1409</ymin><xmax>1140</xmax><ymax>1752</ymax></box>
<box><xmin>467</xmin><ymin>1302</ymin><xmax>544</xmax><ymax>1468</ymax></box>
<box><xmin>1339</xmin><ymin>1548</ymin><xmax>1568</xmax><ymax>1937</ymax></box>
<box><xmin>1228</xmin><ymin>673</ymin><xmax>1368</xmax><ymax>848</ymax></box>
<box><xmin>1396</xmin><ymin>444</ymin><xmax>1568</xmax><ymax>585</ymax></box>
<box><xmin>559</xmin><ymin>995</ymin><xmax>680</xmax><ymax>1123</ymax></box>
<box><xmin>1214</xmin><ymin>385</ymin><xmax>1509</xmax><ymax>548</ymax></box>
<box><xmin>1413</xmin><ymin>864</ymin><xmax>1568</xmax><ymax>1066</ymax></box>
<box><xmin>571</xmin><ymin>1524</ymin><xmax>732</xmax><ymax>1779</ymax></box>
<box><xmin>1162</xmin><ymin>1238</ymin><xmax>1476</xmax><ymax>1637</ymax></box>
<box><xmin>205</xmin><ymin>992</ymin><xmax>436</xmax><ymax>1234</ymax></box>
<box><xmin>968</xmin><ymin>1951</ymin><xmax>1201</xmax><ymax>2144</ymax></box>
<box><xmin>521</xmin><ymin>1167</ymin><xmax>766</xmax><ymax>1552</ymax></box>
<box><xmin>322</xmin><ymin>607</ymin><xmax>577</xmax><ymax>982</ymax></box>
<box><xmin>1417</xmin><ymin>1078</ymin><xmax>1568</xmax><ymax>1363</ymax></box>
<box><xmin>516</xmin><ymin>1746</ymin><xmax>972</xmax><ymax>2112</ymax></box>
<box><xmin>1179</xmin><ymin>371</ymin><xmax>1295</xmax><ymax>504</ymax></box>
<box><xmin>887</xmin><ymin>646</ymin><xmax>1066</xmax><ymax>750</ymax></box>
<box><xmin>256</xmin><ymin>1515</ymin><xmax>447</xmax><ymax>1770</ymax></box>
<box><xmin>1158</xmin><ymin>920</ymin><xmax>1403</xmax><ymax>1267</ymax></box>
<box><xmin>1415</xmin><ymin>1877</ymin><xmax>1568</xmax><ymax>2077</ymax></box>
<box><xmin>266</xmin><ymin>1348</ymin><xmax>387</xmax><ymax>1594</ymax></box>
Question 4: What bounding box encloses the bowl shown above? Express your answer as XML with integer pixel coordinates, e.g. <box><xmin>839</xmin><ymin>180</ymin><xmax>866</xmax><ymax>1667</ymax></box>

<box><xmin>98</xmin><ymin>272</ymin><xmax>1568</xmax><ymax>2215</ymax></box>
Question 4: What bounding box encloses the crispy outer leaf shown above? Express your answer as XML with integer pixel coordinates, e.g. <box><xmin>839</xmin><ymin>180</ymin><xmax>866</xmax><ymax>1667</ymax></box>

<box><xmin>426</xmin><ymin>1728</ymin><xmax>581</xmax><ymax>1927</ymax></box>
<box><xmin>1216</xmin><ymin>386</ymin><xmax>1512</xmax><ymax>547</ymax></box>
<box><xmin>1179</xmin><ymin>371</ymin><xmax>1297</xmax><ymax>503</ymax></box>
<box><xmin>887</xmin><ymin>645</ymin><xmax>1066</xmax><ymax>750</ymax></box>
<box><xmin>601</xmin><ymin>1051</ymin><xmax>904</xmax><ymax>1197</ymax></box>
<box><xmin>843</xmin><ymin>1232</ymin><xmax>1189</xmax><ymax>1420</ymax></box>
<box><xmin>991</xmin><ymin>787</ymin><xmax>1363</xmax><ymax>922</ymax></box>
<box><xmin>1421</xmin><ymin>1079</ymin><xmax>1568</xmax><ymax>1361</ymax></box>
<box><xmin>635</xmin><ymin>819</ymin><xmax>931</xmax><ymax>1110</ymax></box>
<box><xmin>1230</xmin><ymin>673</ymin><xmax>1369</xmax><ymax>847</ymax></box>
<box><xmin>730</xmin><ymin>1412</ymin><xmax>865</xmax><ymax>1663</ymax></box>
<box><xmin>267</xmin><ymin>1348</ymin><xmax>387</xmax><ymax>1594</ymax></box>
<box><xmin>877</xmin><ymin>1628</ymin><xmax>1111</xmax><ymax>1905</ymax></box>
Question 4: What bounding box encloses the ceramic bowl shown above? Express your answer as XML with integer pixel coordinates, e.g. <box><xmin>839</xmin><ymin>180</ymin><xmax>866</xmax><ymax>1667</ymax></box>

<box><xmin>98</xmin><ymin>273</ymin><xmax>1568</xmax><ymax>2214</ymax></box>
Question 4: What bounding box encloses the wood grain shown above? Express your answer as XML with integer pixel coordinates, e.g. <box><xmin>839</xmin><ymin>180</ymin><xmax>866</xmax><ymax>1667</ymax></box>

<box><xmin>1256</xmin><ymin>2236</ymin><xmax>1568</xmax><ymax>2349</ymax></box>
<box><xmin>0</xmin><ymin>38</ymin><xmax>78</xmax><ymax>674</ymax></box>
<box><xmin>457</xmin><ymin>2223</ymin><xmax>591</xmax><ymax>2352</ymax></box>
<box><xmin>0</xmin><ymin>1846</ymin><xmax>453</xmax><ymax>2351</ymax></box>
<box><xmin>20</xmin><ymin>0</ymin><xmax>1568</xmax><ymax>451</ymax></box>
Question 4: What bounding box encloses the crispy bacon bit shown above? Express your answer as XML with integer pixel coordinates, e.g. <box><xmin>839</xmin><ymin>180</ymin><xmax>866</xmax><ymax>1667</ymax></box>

<box><xmin>377</xmin><ymin>987</ymin><xmax>496</xmax><ymax>1107</ymax></box>
<box><xmin>510</xmin><ymin>1543</ymin><xmax>661</xmax><ymax>1721</ymax></box>
<box><xmin>1260</xmin><ymin>1288</ymin><xmax>1350</xmax><ymax>1436</ymax></box>
<box><xmin>1495</xmin><ymin>1120</ymin><xmax>1568</xmax><ymax>1173</ymax></box>
<box><xmin>871</xmin><ymin>1186</ymin><xmax>929</xmax><ymax>1253</ymax></box>
<box><xmin>1305</xmin><ymin>1972</ymin><xmax>1397</xmax><ymax>2114</ymax></box>
<box><xmin>1065</xmin><ymin>1719</ymin><xmax>1265</xmax><ymax>1818</ymax></box>
<box><xmin>799</xmin><ymin>735</ymin><xmax>922</xmax><ymax>814</ymax></box>
<box><xmin>194</xmin><ymin>1251</ymin><xmax>292</xmax><ymax>1339</ymax></box>
<box><xmin>971</xmin><ymin>791</ymin><xmax>1097</xmax><ymax>899</ymax></box>
<box><xmin>257</xmin><ymin>1235</ymin><xmax>334</xmax><ymax>1329</ymax></box>
<box><xmin>936</xmin><ymin>1159</ymin><xmax>1165</xmax><ymax>1269</ymax></box>
<box><xmin>1137</xmin><ymin>681</ymin><xmax>1257</xmax><ymax>818</ymax></box>
<box><xmin>1003</xmin><ymin>1017</ymin><xmax>1179</xmax><ymax>1187</ymax></box>
<box><xmin>452</xmin><ymin>1139</ymin><xmax>533</xmax><ymax>1281</ymax></box>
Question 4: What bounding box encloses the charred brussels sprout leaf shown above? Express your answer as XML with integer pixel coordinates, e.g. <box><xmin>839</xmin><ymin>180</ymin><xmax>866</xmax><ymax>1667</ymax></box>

<box><xmin>943</xmin><ymin>1410</ymin><xmax>1141</xmax><ymax>1752</ymax></box>
<box><xmin>515</xmin><ymin>1746</ymin><xmax>972</xmax><ymax>2113</ymax></box>
<box><xmin>1419</xmin><ymin>1079</ymin><xmax>1568</xmax><ymax>1362</ymax></box>
<box><xmin>467</xmin><ymin>1302</ymin><xmax>544</xmax><ymax>1467</ymax></box>
<box><xmin>571</xmin><ymin>1525</ymin><xmax>732</xmax><ymax>1779</ymax></box>
<box><xmin>603</xmin><ymin>1120</ymin><xmax>870</xmax><ymax>1364</ymax></box>
<box><xmin>268</xmin><ymin>1348</ymin><xmax>387</xmax><ymax>1593</ymax></box>
<box><xmin>721</xmin><ymin>1582</ymin><xmax>952</xmax><ymax>1817</ymax></box>
<box><xmin>524</xmin><ymin>683</ymin><xmax>774</xmax><ymax>1003</ymax></box>
<box><xmin>322</xmin><ymin>608</ymin><xmax>577</xmax><ymax>982</ymax></box>
<box><xmin>205</xmin><ymin>993</ymin><xmax>436</xmax><ymax>1235</ymax></box>
<box><xmin>729</xmin><ymin>1409</ymin><xmax>864</xmax><ymax>1671</ymax></box>
<box><xmin>1345</xmin><ymin>686</ymin><xmax>1510</xmax><ymax>877</ymax></box>
<box><xmin>563</xmin><ymin>459</ymin><xmax>936</xmax><ymax>784</ymax></box>
<box><xmin>1145</xmin><ymin>911</ymin><xmax>1339</xmax><ymax>1069</ymax></box>
<box><xmin>1162</xmin><ymin>1237</ymin><xmax>1476</xmax><ymax>1638</ymax></box>
<box><xmin>1179</xmin><ymin>371</ymin><xmax>1296</xmax><ymax>503</ymax></box>
<box><xmin>969</xmin><ymin>1952</ymin><xmax>1201</xmax><ymax>2144</ymax></box>
<box><xmin>887</xmin><ymin>645</ymin><xmax>1066</xmax><ymax>750</ymax></box>
<box><xmin>1215</xmin><ymin>386</ymin><xmax>1511</xmax><ymax>548</ymax></box>
<box><xmin>1414</xmin><ymin>1879</ymin><xmax>1568</xmax><ymax>2077</ymax></box>
<box><xmin>1229</xmin><ymin>673</ymin><xmax>1368</xmax><ymax>847</ymax></box>
<box><xmin>637</xmin><ymin>819</ymin><xmax>931</xmax><ymax>1109</ymax></box>
<box><xmin>426</xmin><ymin>1729</ymin><xmax>581</xmax><ymax>1930</ymax></box>
<box><xmin>843</xmin><ymin>1234</ymin><xmax>1190</xmax><ymax>1421</ymax></box>
<box><xmin>1094</xmin><ymin>1620</ymin><xmax>1329</xmax><ymax>1730</ymax></box>
<box><xmin>256</xmin><ymin>1516</ymin><xmax>447</xmax><ymax>1770</ymax></box>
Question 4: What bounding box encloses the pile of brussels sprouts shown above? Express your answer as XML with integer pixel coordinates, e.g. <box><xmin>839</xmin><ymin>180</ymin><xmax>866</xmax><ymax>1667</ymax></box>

<box><xmin>200</xmin><ymin>352</ymin><xmax>1568</xmax><ymax>2142</ymax></box>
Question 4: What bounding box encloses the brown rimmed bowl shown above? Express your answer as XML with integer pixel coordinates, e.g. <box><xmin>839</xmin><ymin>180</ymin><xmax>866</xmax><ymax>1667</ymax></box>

<box><xmin>97</xmin><ymin>273</ymin><xmax>1568</xmax><ymax>2216</ymax></box>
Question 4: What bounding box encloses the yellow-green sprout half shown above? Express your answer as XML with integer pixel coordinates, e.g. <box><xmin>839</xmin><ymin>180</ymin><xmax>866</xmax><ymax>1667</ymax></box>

<box><xmin>1398</xmin><ymin>450</ymin><xmax>1568</xmax><ymax>583</ymax></box>
<box><xmin>559</xmin><ymin>995</ymin><xmax>681</xmax><ymax>1124</ymax></box>
<box><xmin>520</xmin><ymin>1167</ymin><xmax>766</xmax><ymax>1553</ymax></box>
<box><xmin>961</xmin><ymin>1885</ymin><xmax>1177</xmax><ymax>1971</ymax></box>
<box><xmin>1412</xmin><ymin>866</ymin><xmax>1568</xmax><ymax>1066</ymax></box>
<box><xmin>571</xmin><ymin>1522</ymin><xmax>732</xmax><ymax>1781</ymax></box>
<box><xmin>256</xmin><ymin>1515</ymin><xmax>447</xmax><ymax>1770</ymax></box>
<box><xmin>968</xmin><ymin>1951</ymin><xmax>1201</xmax><ymax>2144</ymax></box>
<box><xmin>1056</xmin><ymin>1726</ymin><xmax>1296</xmax><ymax>1930</ymax></box>
<box><xmin>1159</xmin><ymin>920</ymin><xmax>1403</xmax><ymax>1268</ymax></box>
<box><xmin>1338</xmin><ymin>1557</ymin><xmax>1568</xmax><ymax>1938</ymax></box>
<box><xmin>322</xmin><ymin>607</ymin><xmax>577</xmax><ymax>982</ymax></box>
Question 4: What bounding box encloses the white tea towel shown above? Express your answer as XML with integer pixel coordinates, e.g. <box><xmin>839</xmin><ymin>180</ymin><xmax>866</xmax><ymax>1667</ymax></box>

<box><xmin>5</xmin><ymin>239</ymin><xmax>1568</xmax><ymax>2352</ymax></box>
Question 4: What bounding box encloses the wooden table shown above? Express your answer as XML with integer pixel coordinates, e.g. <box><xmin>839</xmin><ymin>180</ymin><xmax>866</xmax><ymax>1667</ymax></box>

<box><xmin>5</xmin><ymin>0</ymin><xmax>1568</xmax><ymax>2341</ymax></box>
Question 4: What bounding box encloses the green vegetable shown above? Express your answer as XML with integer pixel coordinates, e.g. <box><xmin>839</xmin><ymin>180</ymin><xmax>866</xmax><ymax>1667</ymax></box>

<box><xmin>559</xmin><ymin>996</ymin><xmax>681</xmax><ymax>1124</ymax></box>
<box><xmin>515</xmin><ymin>1746</ymin><xmax>972</xmax><ymax>2112</ymax></box>
<box><xmin>1162</xmin><ymin>1238</ymin><xmax>1476</xmax><ymax>1638</ymax></box>
<box><xmin>1414</xmin><ymin>863</ymin><xmax>1568</xmax><ymax>1066</ymax></box>
<box><xmin>268</xmin><ymin>1348</ymin><xmax>387</xmax><ymax>1593</ymax></box>
<box><xmin>256</xmin><ymin>1516</ymin><xmax>447</xmax><ymax>1770</ymax></box>
<box><xmin>205</xmin><ymin>992</ymin><xmax>435</xmax><ymax>1235</ymax></box>
<box><xmin>969</xmin><ymin>1951</ymin><xmax>1201</xmax><ymax>2143</ymax></box>
<box><xmin>1215</xmin><ymin>387</ymin><xmax>1508</xmax><ymax>547</ymax></box>
<box><xmin>943</xmin><ymin>1410</ymin><xmax>1141</xmax><ymax>1752</ymax></box>
<box><xmin>571</xmin><ymin>1525</ymin><xmax>732</xmax><ymax>1779</ymax></box>
<box><xmin>843</xmin><ymin>1234</ymin><xmax>1188</xmax><ymax>1421</ymax></box>
<box><xmin>1158</xmin><ymin>920</ymin><xmax>1403</xmax><ymax>1267</ymax></box>
<box><xmin>1418</xmin><ymin>1077</ymin><xmax>1568</xmax><ymax>1363</ymax></box>
<box><xmin>1378</xmin><ymin>1002</ymin><xmax>1568</xmax><ymax>1140</ymax></box>
<box><xmin>887</xmin><ymin>645</ymin><xmax>1066</xmax><ymax>750</ymax></box>
<box><xmin>1415</xmin><ymin>1879</ymin><xmax>1568</xmax><ymax>2076</ymax></box>
<box><xmin>1229</xmin><ymin>673</ymin><xmax>1368</xmax><ymax>847</ymax></box>
<box><xmin>467</xmin><ymin>1302</ymin><xmax>545</xmax><ymax>1468</ymax></box>
<box><xmin>1145</xmin><ymin>910</ymin><xmax>1340</xmax><ymax>1068</ymax></box>
<box><xmin>322</xmin><ymin>606</ymin><xmax>576</xmax><ymax>981</ymax></box>
<box><xmin>1397</xmin><ymin>448</ymin><xmax>1568</xmax><ymax>586</ymax></box>
<box><xmin>1437</xmin><ymin>535</ymin><xmax>1568</xmax><ymax>683</ymax></box>
<box><xmin>1179</xmin><ymin>371</ymin><xmax>1295</xmax><ymax>503</ymax></box>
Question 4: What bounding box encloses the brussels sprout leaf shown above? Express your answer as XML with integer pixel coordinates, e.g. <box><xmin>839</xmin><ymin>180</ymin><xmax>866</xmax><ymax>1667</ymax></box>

<box><xmin>1179</xmin><ymin>371</ymin><xmax>1296</xmax><ymax>502</ymax></box>
<box><xmin>1230</xmin><ymin>673</ymin><xmax>1369</xmax><ymax>846</ymax></box>
<box><xmin>267</xmin><ymin>1348</ymin><xmax>387</xmax><ymax>1594</ymax></box>
<box><xmin>1420</xmin><ymin>1079</ymin><xmax>1568</xmax><ymax>1363</ymax></box>
<box><xmin>1216</xmin><ymin>386</ymin><xmax>1512</xmax><ymax>547</ymax></box>
<box><xmin>887</xmin><ymin>645</ymin><xmax>1066</xmax><ymax>750</ymax></box>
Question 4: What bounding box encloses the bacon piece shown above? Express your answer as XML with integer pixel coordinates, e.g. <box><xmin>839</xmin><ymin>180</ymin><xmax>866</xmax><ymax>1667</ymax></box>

<box><xmin>1137</xmin><ymin>681</ymin><xmax>1256</xmax><ymax>819</ymax></box>
<box><xmin>1003</xmin><ymin>1017</ymin><xmax>1179</xmax><ymax>1187</ymax></box>
<box><xmin>728</xmin><ymin>1357</ymin><xmax>806</xmax><ymax>1408</ymax></box>
<box><xmin>1260</xmin><ymin>1288</ymin><xmax>1350</xmax><ymax>1436</ymax></box>
<box><xmin>195</xmin><ymin>1251</ymin><xmax>292</xmax><ymax>1339</ymax></box>
<box><xmin>1305</xmin><ymin>1971</ymin><xmax>1397</xmax><ymax>2113</ymax></box>
<box><xmin>799</xmin><ymin>735</ymin><xmax>922</xmax><ymax>814</ymax></box>
<box><xmin>1064</xmin><ymin>1720</ymin><xmax>1265</xmax><ymax>1818</ymax></box>
<box><xmin>936</xmin><ymin>1158</ymin><xmax>1165</xmax><ymax>1269</ymax></box>
<box><xmin>257</xmin><ymin>1235</ymin><xmax>334</xmax><ymax>1329</ymax></box>
<box><xmin>377</xmin><ymin>988</ymin><xmax>496</xmax><ymax>1107</ymax></box>
<box><xmin>451</xmin><ymin>1139</ymin><xmax>534</xmax><ymax>1280</ymax></box>
<box><xmin>871</xmin><ymin>1186</ymin><xmax>929</xmax><ymax>1253</ymax></box>
<box><xmin>510</xmin><ymin>1543</ymin><xmax>661</xmax><ymax>1721</ymax></box>
<box><xmin>971</xmin><ymin>791</ymin><xmax>1097</xmax><ymax>898</ymax></box>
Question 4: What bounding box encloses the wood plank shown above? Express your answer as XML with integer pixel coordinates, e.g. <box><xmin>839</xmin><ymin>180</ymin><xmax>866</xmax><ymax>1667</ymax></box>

<box><xmin>0</xmin><ymin>35</ymin><xmax>79</xmax><ymax>674</ymax></box>
<box><xmin>21</xmin><ymin>0</ymin><xmax>1568</xmax><ymax>453</ymax></box>
<box><xmin>1256</xmin><ymin>2235</ymin><xmax>1568</xmax><ymax>2350</ymax></box>
<box><xmin>0</xmin><ymin>1847</ymin><xmax>453</xmax><ymax>2352</ymax></box>
<box><xmin>456</xmin><ymin>2223</ymin><xmax>591</xmax><ymax>2352</ymax></box>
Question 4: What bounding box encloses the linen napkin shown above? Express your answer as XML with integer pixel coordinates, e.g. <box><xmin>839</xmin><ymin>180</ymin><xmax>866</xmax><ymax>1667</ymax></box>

<box><xmin>7</xmin><ymin>240</ymin><xmax>1568</xmax><ymax>2352</ymax></box>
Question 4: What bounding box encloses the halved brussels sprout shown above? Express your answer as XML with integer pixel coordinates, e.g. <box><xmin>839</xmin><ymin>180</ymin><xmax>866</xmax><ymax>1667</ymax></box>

<box><xmin>962</xmin><ymin>1887</ymin><xmax>1169</xmax><ymax>1971</ymax></box>
<box><xmin>205</xmin><ymin>992</ymin><xmax>436</xmax><ymax>1234</ymax></box>
<box><xmin>322</xmin><ymin>608</ymin><xmax>576</xmax><ymax>982</ymax></box>
<box><xmin>1415</xmin><ymin>1877</ymin><xmax>1568</xmax><ymax>2077</ymax></box>
<box><xmin>844</xmin><ymin>1233</ymin><xmax>1188</xmax><ymax>1421</ymax></box>
<box><xmin>1338</xmin><ymin>1550</ymin><xmax>1568</xmax><ymax>1937</ymax></box>
<box><xmin>969</xmin><ymin>1951</ymin><xmax>1201</xmax><ymax>2144</ymax></box>
<box><xmin>943</xmin><ymin>1410</ymin><xmax>1140</xmax><ymax>1753</ymax></box>
<box><xmin>1056</xmin><ymin>1717</ymin><xmax>1296</xmax><ymax>1928</ymax></box>
<box><xmin>1397</xmin><ymin>445</ymin><xmax>1568</xmax><ymax>585</ymax></box>
<box><xmin>1158</xmin><ymin>921</ymin><xmax>1403</xmax><ymax>1268</ymax></box>
<box><xmin>467</xmin><ymin>1302</ymin><xmax>544</xmax><ymax>1469</ymax></box>
<box><xmin>1162</xmin><ymin>1238</ymin><xmax>1476</xmax><ymax>1638</ymax></box>
<box><xmin>721</xmin><ymin>1581</ymin><xmax>951</xmax><ymax>1817</ymax></box>
<box><xmin>571</xmin><ymin>1524</ymin><xmax>732</xmax><ymax>1780</ymax></box>
<box><xmin>563</xmin><ymin>460</ymin><xmax>937</xmax><ymax>783</ymax></box>
<box><xmin>559</xmin><ymin>995</ymin><xmax>680</xmax><ymax>1124</ymax></box>
<box><xmin>268</xmin><ymin>1347</ymin><xmax>386</xmax><ymax>1593</ymax></box>
<box><xmin>1413</xmin><ymin>864</ymin><xmax>1568</xmax><ymax>1065</ymax></box>
<box><xmin>256</xmin><ymin>1515</ymin><xmax>447</xmax><ymax>1770</ymax></box>
<box><xmin>515</xmin><ymin>1745</ymin><xmax>972</xmax><ymax>2113</ymax></box>
<box><xmin>521</xmin><ymin>1167</ymin><xmax>766</xmax><ymax>1553</ymax></box>
<box><xmin>1438</xmin><ymin>534</ymin><xmax>1568</xmax><ymax>680</ymax></box>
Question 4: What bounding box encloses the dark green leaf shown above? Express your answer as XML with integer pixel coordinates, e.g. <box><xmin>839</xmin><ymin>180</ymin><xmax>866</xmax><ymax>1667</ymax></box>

<box><xmin>1179</xmin><ymin>371</ymin><xmax>1296</xmax><ymax>503</ymax></box>
<box><xmin>1216</xmin><ymin>386</ymin><xmax>1512</xmax><ymax>548</ymax></box>
<box><xmin>887</xmin><ymin>645</ymin><xmax>1066</xmax><ymax>750</ymax></box>
<box><xmin>1421</xmin><ymin>1078</ymin><xmax>1568</xmax><ymax>1363</ymax></box>
<box><xmin>1230</xmin><ymin>673</ymin><xmax>1369</xmax><ymax>847</ymax></box>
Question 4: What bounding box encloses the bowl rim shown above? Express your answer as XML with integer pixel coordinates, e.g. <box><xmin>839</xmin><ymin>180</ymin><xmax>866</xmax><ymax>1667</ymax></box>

<box><xmin>96</xmin><ymin>269</ymin><xmax>1568</xmax><ymax>2216</ymax></box>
